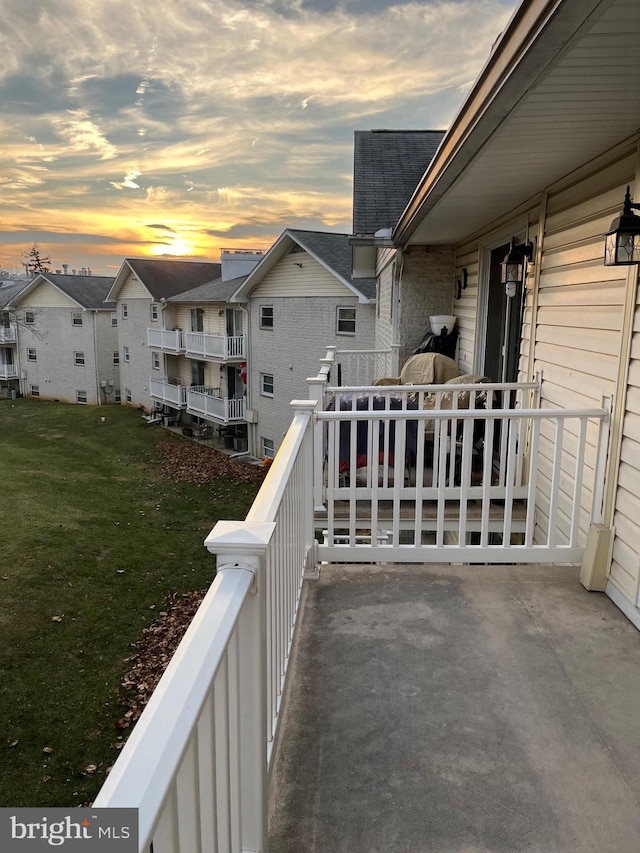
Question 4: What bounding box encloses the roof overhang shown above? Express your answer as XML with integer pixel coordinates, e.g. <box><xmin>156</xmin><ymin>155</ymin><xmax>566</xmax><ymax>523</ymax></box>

<box><xmin>394</xmin><ymin>0</ymin><xmax>640</xmax><ymax>246</ymax></box>
<box><xmin>350</xmin><ymin>236</ymin><xmax>396</xmax><ymax>279</ymax></box>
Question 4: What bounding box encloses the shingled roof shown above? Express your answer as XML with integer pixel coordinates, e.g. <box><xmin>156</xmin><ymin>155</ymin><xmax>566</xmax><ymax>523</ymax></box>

<box><xmin>122</xmin><ymin>259</ymin><xmax>222</xmax><ymax>300</ymax></box>
<box><xmin>167</xmin><ymin>275</ymin><xmax>247</xmax><ymax>303</ymax></box>
<box><xmin>353</xmin><ymin>130</ymin><xmax>445</xmax><ymax>236</ymax></box>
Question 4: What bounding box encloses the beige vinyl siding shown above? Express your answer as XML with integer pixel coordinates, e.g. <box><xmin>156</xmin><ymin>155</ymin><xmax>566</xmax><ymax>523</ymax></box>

<box><xmin>119</xmin><ymin>272</ymin><xmax>151</xmax><ymax>299</ymax></box>
<box><xmin>175</xmin><ymin>304</ymin><xmax>227</xmax><ymax>334</ymax></box>
<box><xmin>610</xmin><ymin>275</ymin><xmax>640</xmax><ymax>604</ymax></box>
<box><xmin>531</xmin><ymin>152</ymin><xmax>634</xmax><ymax>552</ymax></box>
<box><xmin>21</xmin><ymin>282</ymin><xmax>76</xmax><ymax>309</ymax></box>
<box><xmin>453</xmin><ymin>246</ymin><xmax>480</xmax><ymax>373</ymax></box>
<box><xmin>252</xmin><ymin>254</ymin><xmax>351</xmax><ymax>298</ymax></box>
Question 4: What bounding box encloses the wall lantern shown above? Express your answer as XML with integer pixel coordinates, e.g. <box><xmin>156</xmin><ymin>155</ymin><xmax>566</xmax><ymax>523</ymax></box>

<box><xmin>455</xmin><ymin>268</ymin><xmax>468</xmax><ymax>300</ymax></box>
<box><xmin>501</xmin><ymin>238</ymin><xmax>533</xmax><ymax>297</ymax></box>
<box><xmin>604</xmin><ymin>185</ymin><xmax>640</xmax><ymax>266</ymax></box>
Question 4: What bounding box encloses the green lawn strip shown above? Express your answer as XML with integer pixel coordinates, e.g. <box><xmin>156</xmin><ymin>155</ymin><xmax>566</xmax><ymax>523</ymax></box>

<box><xmin>0</xmin><ymin>399</ymin><xmax>259</xmax><ymax>806</ymax></box>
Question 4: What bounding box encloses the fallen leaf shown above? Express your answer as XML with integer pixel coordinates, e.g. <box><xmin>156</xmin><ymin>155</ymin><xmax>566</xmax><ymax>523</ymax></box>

<box><xmin>84</xmin><ymin>764</ymin><xmax>97</xmax><ymax>774</ymax></box>
<box><xmin>51</xmin><ymin>616</ymin><xmax>63</xmax><ymax>623</ymax></box>
<box><xmin>9</xmin><ymin>740</ymin><xmax>18</xmax><ymax>748</ymax></box>
<box><xmin>43</xmin><ymin>746</ymin><xmax>53</xmax><ymax>754</ymax></box>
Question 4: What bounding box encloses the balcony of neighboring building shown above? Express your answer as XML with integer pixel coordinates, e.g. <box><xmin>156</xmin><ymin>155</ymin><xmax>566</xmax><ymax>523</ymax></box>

<box><xmin>147</xmin><ymin>328</ymin><xmax>184</xmax><ymax>353</ymax></box>
<box><xmin>186</xmin><ymin>386</ymin><xmax>247</xmax><ymax>423</ymax></box>
<box><xmin>148</xmin><ymin>377</ymin><xmax>187</xmax><ymax>409</ymax></box>
<box><xmin>0</xmin><ymin>326</ymin><xmax>17</xmax><ymax>344</ymax></box>
<box><xmin>183</xmin><ymin>332</ymin><xmax>246</xmax><ymax>362</ymax></box>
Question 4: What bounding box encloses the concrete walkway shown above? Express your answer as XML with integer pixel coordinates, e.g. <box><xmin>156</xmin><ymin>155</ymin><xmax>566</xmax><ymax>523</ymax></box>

<box><xmin>269</xmin><ymin>564</ymin><xmax>640</xmax><ymax>853</ymax></box>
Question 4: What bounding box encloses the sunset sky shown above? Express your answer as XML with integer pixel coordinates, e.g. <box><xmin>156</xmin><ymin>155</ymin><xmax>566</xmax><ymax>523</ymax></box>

<box><xmin>0</xmin><ymin>0</ymin><xmax>518</xmax><ymax>276</ymax></box>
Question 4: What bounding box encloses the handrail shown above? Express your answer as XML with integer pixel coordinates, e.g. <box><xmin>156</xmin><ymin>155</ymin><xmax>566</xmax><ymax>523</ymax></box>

<box><xmin>93</xmin><ymin>567</ymin><xmax>255</xmax><ymax>849</ymax></box>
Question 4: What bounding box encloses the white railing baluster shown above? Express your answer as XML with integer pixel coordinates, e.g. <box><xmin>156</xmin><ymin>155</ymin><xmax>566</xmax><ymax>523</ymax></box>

<box><xmin>547</xmin><ymin>419</ymin><xmax>564</xmax><ymax>547</ymax></box>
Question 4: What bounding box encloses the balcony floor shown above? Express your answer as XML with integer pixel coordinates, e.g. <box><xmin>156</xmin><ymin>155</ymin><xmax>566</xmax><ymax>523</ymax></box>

<box><xmin>269</xmin><ymin>563</ymin><xmax>640</xmax><ymax>852</ymax></box>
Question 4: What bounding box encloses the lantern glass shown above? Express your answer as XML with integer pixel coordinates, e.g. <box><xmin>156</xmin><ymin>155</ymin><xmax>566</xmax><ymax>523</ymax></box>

<box><xmin>501</xmin><ymin>260</ymin><xmax>522</xmax><ymax>287</ymax></box>
<box><xmin>604</xmin><ymin>228</ymin><xmax>640</xmax><ymax>266</ymax></box>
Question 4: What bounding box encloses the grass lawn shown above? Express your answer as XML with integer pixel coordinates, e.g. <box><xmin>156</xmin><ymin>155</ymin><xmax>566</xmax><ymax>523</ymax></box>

<box><xmin>0</xmin><ymin>398</ymin><xmax>260</xmax><ymax>807</ymax></box>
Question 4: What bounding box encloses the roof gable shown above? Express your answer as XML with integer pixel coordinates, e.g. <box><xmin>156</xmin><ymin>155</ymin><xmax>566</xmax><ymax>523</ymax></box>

<box><xmin>232</xmin><ymin>230</ymin><xmax>376</xmax><ymax>302</ymax></box>
<box><xmin>13</xmin><ymin>274</ymin><xmax>115</xmax><ymax>310</ymax></box>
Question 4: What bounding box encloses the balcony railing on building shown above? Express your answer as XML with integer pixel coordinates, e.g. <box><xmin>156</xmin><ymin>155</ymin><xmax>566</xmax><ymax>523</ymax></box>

<box><xmin>96</xmin><ymin>348</ymin><xmax>610</xmax><ymax>852</ymax></box>
<box><xmin>0</xmin><ymin>363</ymin><xmax>18</xmax><ymax>380</ymax></box>
<box><xmin>148</xmin><ymin>377</ymin><xmax>187</xmax><ymax>408</ymax></box>
<box><xmin>0</xmin><ymin>327</ymin><xmax>17</xmax><ymax>344</ymax></box>
<box><xmin>147</xmin><ymin>329</ymin><xmax>183</xmax><ymax>353</ymax></box>
<box><xmin>184</xmin><ymin>332</ymin><xmax>246</xmax><ymax>362</ymax></box>
<box><xmin>186</xmin><ymin>386</ymin><xmax>247</xmax><ymax>423</ymax></box>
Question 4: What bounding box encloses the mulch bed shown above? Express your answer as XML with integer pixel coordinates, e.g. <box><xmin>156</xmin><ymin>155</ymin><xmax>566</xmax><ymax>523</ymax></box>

<box><xmin>117</xmin><ymin>590</ymin><xmax>208</xmax><ymax>733</ymax></box>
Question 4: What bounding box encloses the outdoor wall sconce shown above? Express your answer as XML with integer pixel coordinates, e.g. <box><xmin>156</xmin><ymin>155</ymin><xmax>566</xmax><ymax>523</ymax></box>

<box><xmin>501</xmin><ymin>239</ymin><xmax>533</xmax><ymax>297</ymax></box>
<box><xmin>604</xmin><ymin>185</ymin><xmax>640</xmax><ymax>265</ymax></box>
<box><xmin>455</xmin><ymin>268</ymin><xmax>468</xmax><ymax>300</ymax></box>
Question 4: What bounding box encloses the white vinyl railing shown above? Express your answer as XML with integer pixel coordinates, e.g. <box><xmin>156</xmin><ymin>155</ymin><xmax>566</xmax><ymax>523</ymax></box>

<box><xmin>315</xmin><ymin>391</ymin><xmax>609</xmax><ymax>564</ymax></box>
<box><xmin>147</xmin><ymin>328</ymin><xmax>183</xmax><ymax>352</ymax></box>
<box><xmin>187</xmin><ymin>387</ymin><xmax>246</xmax><ymax>422</ymax></box>
<box><xmin>184</xmin><ymin>332</ymin><xmax>246</xmax><ymax>361</ymax></box>
<box><xmin>95</xmin><ymin>402</ymin><xmax>317</xmax><ymax>852</ymax></box>
<box><xmin>0</xmin><ymin>363</ymin><xmax>18</xmax><ymax>379</ymax></box>
<box><xmin>333</xmin><ymin>346</ymin><xmax>399</xmax><ymax>386</ymax></box>
<box><xmin>148</xmin><ymin>378</ymin><xmax>187</xmax><ymax>408</ymax></box>
<box><xmin>0</xmin><ymin>326</ymin><xmax>16</xmax><ymax>343</ymax></box>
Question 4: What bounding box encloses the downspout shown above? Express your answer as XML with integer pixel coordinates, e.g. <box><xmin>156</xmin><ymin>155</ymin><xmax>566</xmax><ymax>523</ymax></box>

<box><xmin>391</xmin><ymin>248</ymin><xmax>403</xmax><ymax>375</ymax></box>
<box><xmin>93</xmin><ymin>310</ymin><xmax>101</xmax><ymax>406</ymax></box>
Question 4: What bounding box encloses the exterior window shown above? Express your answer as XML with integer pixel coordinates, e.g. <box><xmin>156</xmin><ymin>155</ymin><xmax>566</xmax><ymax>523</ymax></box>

<box><xmin>125</xmin><ymin>388</ymin><xmax>132</xmax><ymax>403</ymax></box>
<box><xmin>260</xmin><ymin>305</ymin><xmax>274</xmax><ymax>329</ymax></box>
<box><xmin>336</xmin><ymin>306</ymin><xmax>356</xmax><ymax>335</ymax></box>
<box><xmin>150</xmin><ymin>303</ymin><xmax>158</xmax><ymax>321</ymax></box>
<box><xmin>111</xmin><ymin>313</ymin><xmax>118</xmax><ymax>327</ymax></box>
<box><xmin>113</xmin><ymin>351</ymin><xmax>119</xmax><ymax>365</ymax></box>
<box><xmin>260</xmin><ymin>373</ymin><xmax>274</xmax><ymax>397</ymax></box>
<box><xmin>72</xmin><ymin>311</ymin><xmax>83</xmax><ymax>326</ymax></box>
<box><xmin>74</xmin><ymin>351</ymin><xmax>85</xmax><ymax>366</ymax></box>
<box><xmin>152</xmin><ymin>352</ymin><xmax>160</xmax><ymax>370</ymax></box>
<box><xmin>122</xmin><ymin>303</ymin><xmax>128</xmax><ymax>319</ymax></box>
<box><xmin>114</xmin><ymin>388</ymin><xmax>121</xmax><ymax>403</ymax></box>
<box><xmin>123</xmin><ymin>346</ymin><xmax>130</xmax><ymax>363</ymax></box>
<box><xmin>261</xmin><ymin>437</ymin><xmax>275</xmax><ymax>459</ymax></box>
<box><xmin>27</xmin><ymin>348</ymin><xmax>36</xmax><ymax>361</ymax></box>
<box><xmin>30</xmin><ymin>384</ymin><xmax>39</xmax><ymax>397</ymax></box>
<box><xmin>25</xmin><ymin>311</ymin><xmax>35</xmax><ymax>325</ymax></box>
<box><xmin>76</xmin><ymin>390</ymin><xmax>88</xmax><ymax>404</ymax></box>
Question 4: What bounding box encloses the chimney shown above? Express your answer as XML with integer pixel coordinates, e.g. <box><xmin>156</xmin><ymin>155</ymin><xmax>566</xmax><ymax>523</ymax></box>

<box><xmin>220</xmin><ymin>248</ymin><xmax>263</xmax><ymax>281</ymax></box>
<box><xmin>62</xmin><ymin>263</ymin><xmax>68</xmax><ymax>274</ymax></box>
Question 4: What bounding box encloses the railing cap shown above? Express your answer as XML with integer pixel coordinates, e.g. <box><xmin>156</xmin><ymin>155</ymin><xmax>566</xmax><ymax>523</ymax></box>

<box><xmin>204</xmin><ymin>520</ymin><xmax>276</xmax><ymax>556</ymax></box>
<box><xmin>290</xmin><ymin>400</ymin><xmax>318</xmax><ymax>411</ymax></box>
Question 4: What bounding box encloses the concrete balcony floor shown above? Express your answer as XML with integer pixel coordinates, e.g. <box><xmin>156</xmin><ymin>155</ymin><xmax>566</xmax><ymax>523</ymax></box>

<box><xmin>269</xmin><ymin>563</ymin><xmax>640</xmax><ymax>852</ymax></box>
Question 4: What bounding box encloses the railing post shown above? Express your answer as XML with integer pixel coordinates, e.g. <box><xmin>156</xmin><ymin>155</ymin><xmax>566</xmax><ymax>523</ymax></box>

<box><xmin>592</xmin><ymin>396</ymin><xmax>612</xmax><ymax>524</ymax></box>
<box><xmin>307</xmin><ymin>377</ymin><xmax>328</xmax><ymax>512</ymax></box>
<box><xmin>290</xmin><ymin>400</ymin><xmax>318</xmax><ymax>569</ymax></box>
<box><xmin>205</xmin><ymin>520</ymin><xmax>276</xmax><ymax>853</ymax></box>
